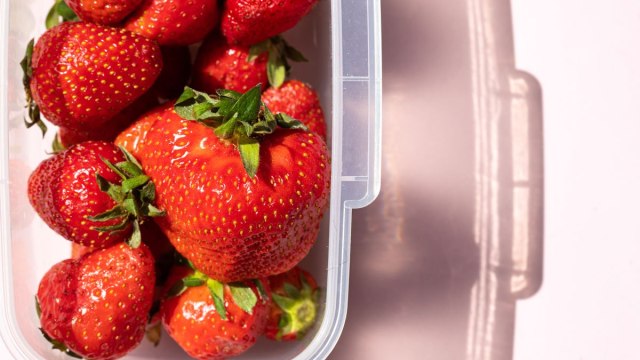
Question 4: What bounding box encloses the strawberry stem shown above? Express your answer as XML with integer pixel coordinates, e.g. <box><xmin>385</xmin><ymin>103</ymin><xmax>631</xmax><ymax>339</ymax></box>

<box><xmin>248</xmin><ymin>36</ymin><xmax>307</xmax><ymax>88</ymax></box>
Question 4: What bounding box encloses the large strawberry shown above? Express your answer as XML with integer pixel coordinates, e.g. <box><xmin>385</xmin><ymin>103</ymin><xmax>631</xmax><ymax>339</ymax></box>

<box><xmin>64</xmin><ymin>0</ymin><xmax>144</xmax><ymax>25</ymax></box>
<box><xmin>23</xmin><ymin>22</ymin><xmax>162</xmax><ymax>134</ymax></box>
<box><xmin>28</xmin><ymin>141</ymin><xmax>164</xmax><ymax>249</ymax></box>
<box><xmin>262</xmin><ymin>79</ymin><xmax>327</xmax><ymax>140</ymax></box>
<box><xmin>222</xmin><ymin>0</ymin><xmax>318</xmax><ymax>46</ymax></box>
<box><xmin>124</xmin><ymin>0</ymin><xmax>219</xmax><ymax>46</ymax></box>
<box><xmin>37</xmin><ymin>243</ymin><xmax>155</xmax><ymax>360</ymax></box>
<box><xmin>115</xmin><ymin>86</ymin><xmax>331</xmax><ymax>282</ymax></box>
<box><xmin>161</xmin><ymin>266</ymin><xmax>270</xmax><ymax>359</ymax></box>
<box><xmin>265</xmin><ymin>266</ymin><xmax>319</xmax><ymax>341</ymax></box>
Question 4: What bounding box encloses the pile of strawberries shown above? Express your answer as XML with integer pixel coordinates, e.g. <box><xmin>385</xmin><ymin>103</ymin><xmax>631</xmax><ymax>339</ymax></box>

<box><xmin>22</xmin><ymin>0</ymin><xmax>330</xmax><ymax>359</ymax></box>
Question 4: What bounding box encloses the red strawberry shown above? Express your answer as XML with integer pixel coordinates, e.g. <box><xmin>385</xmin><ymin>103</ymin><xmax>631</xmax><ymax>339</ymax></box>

<box><xmin>116</xmin><ymin>86</ymin><xmax>331</xmax><ymax>282</ymax></box>
<box><xmin>28</xmin><ymin>141</ymin><xmax>164</xmax><ymax>249</ymax></box>
<box><xmin>124</xmin><ymin>0</ymin><xmax>219</xmax><ymax>46</ymax></box>
<box><xmin>64</xmin><ymin>0</ymin><xmax>144</xmax><ymax>25</ymax></box>
<box><xmin>222</xmin><ymin>0</ymin><xmax>318</xmax><ymax>46</ymax></box>
<box><xmin>57</xmin><ymin>92</ymin><xmax>159</xmax><ymax>148</ymax></box>
<box><xmin>24</xmin><ymin>22</ymin><xmax>162</xmax><ymax>134</ymax></box>
<box><xmin>262</xmin><ymin>80</ymin><xmax>327</xmax><ymax>140</ymax></box>
<box><xmin>151</xmin><ymin>46</ymin><xmax>192</xmax><ymax>100</ymax></box>
<box><xmin>192</xmin><ymin>32</ymin><xmax>268</xmax><ymax>94</ymax></box>
<box><xmin>265</xmin><ymin>266</ymin><xmax>319</xmax><ymax>341</ymax></box>
<box><xmin>37</xmin><ymin>243</ymin><xmax>156</xmax><ymax>360</ymax></box>
<box><xmin>161</xmin><ymin>266</ymin><xmax>270</xmax><ymax>359</ymax></box>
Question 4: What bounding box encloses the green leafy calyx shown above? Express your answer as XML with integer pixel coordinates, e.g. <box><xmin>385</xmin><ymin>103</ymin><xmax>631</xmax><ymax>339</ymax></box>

<box><xmin>272</xmin><ymin>275</ymin><xmax>319</xmax><ymax>340</ymax></box>
<box><xmin>174</xmin><ymin>85</ymin><xmax>308</xmax><ymax>178</ymax></box>
<box><xmin>87</xmin><ymin>147</ymin><xmax>165</xmax><ymax>248</ymax></box>
<box><xmin>21</xmin><ymin>38</ymin><xmax>47</xmax><ymax>137</ymax></box>
<box><xmin>248</xmin><ymin>36</ymin><xmax>307</xmax><ymax>88</ymax></box>
<box><xmin>35</xmin><ymin>298</ymin><xmax>82</xmax><ymax>358</ymax></box>
<box><xmin>166</xmin><ymin>268</ymin><xmax>266</xmax><ymax>320</ymax></box>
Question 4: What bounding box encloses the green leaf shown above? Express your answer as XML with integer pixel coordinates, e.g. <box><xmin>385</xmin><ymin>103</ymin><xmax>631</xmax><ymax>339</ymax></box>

<box><xmin>40</xmin><ymin>328</ymin><xmax>82</xmax><ymax>358</ymax></box>
<box><xmin>45</xmin><ymin>4</ymin><xmax>61</xmax><ymax>29</ymax></box>
<box><xmin>35</xmin><ymin>296</ymin><xmax>41</xmax><ymax>319</ymax></box>
<box><xmin>122</xmin><ymin>197</ymin><xmax>139</xmax><ymax>217</ymax></box>
<box><xmin>228</xmin><ymin>84</ymin><xmax>262</xmax><ymax>122</ymax></box>
<box><xmin>207</xmin><ymin>279</ymin><xmax>226</xmax><ymax>320</ymax></box>
<box><xmin>183</xmin><ymin>276</ymin><xmax>205</xmax><ymax>287</ymax></box>
<box><xmin>140</xmin><ymin>182</ymin><xmax>156</xmax><ymax>203</ymax></box>
<box><xmin>93</xmin><ymin>218</ymin><xmax>130</xmax><ymax>233</ymax></box>
<box><xmin>121</xmin><ymin>175</ymin><xmax>150</xmax><ymax>193</ymax></box>
<box><xmin>254</xmin><ymin>279</ymin><xmax>268</xmax><ymax>300</ymax></box>
<box><xmin>267</xmin><ymin>50</ymin><xmax>287</xmax><ymax>88</ymax></box>
<box><xmin>142</xmin><ymin>203</ymin><xmax>165</xmax><ymax>217</ymax></box>
<box><xmin>86</xmin><ymin>205</ymin><xmax>127</xmax><ymax>222</ymax></box>
<box><xmin>101</xmin><ymin>157</ymin><xmax>127</xmax><ymax>179</ymax></box>
<box><xmin>229</xmin><ymin>283</ymin><xmax>258</xmax><ymax>315</ymax></box>
<box><xmin>127</xmin><ymin>220</ymin><xmax>142</xmax><ymax>248</ymax></box>
<box><xmin>20</xmin><ymin>39</ymin><xmax>33</xmax><ymax>81</ymax></box>
<box><xmin>217</xmin><ymin>89</ymin><xmax>241</xmax><ymax>100</ymax></box>
<box><xmin>145</xmin><ymin>322</ymin><xmax>162</xmax><ymax>347</ymax></box>
<box><xmin>119</xmin><ymin>146</ymin><xmax>144</xmax><ymax>170</ymax></box>
<box><xmin>285</xmin><ymin>43</ymin><xmax>308</xmax><ymax>62</ymax></box>
<box><xmin>214</xmin><ymin>113</ymin><xmax>238</xmax><ymax>139</ymax></box>
<box><xmin>51</xmin><ymin>133</ymin><xmax>66</xmax><ymax>154</ymax></box>
<box><xmin>252</xmin><ymin>121</ymin><xmax>275</xmax><ymax>135</ymax></box>
<box><xmin>45</xmin><ymin>0</ymin><xmax>78</xmax><ymax>29</ymax></box>
<box><xmin>55</xmin><ymin>1</ymin><xmax>77</xmax><ymax>21</ymax></box>
<box><xmin>167</xmin><ymin>279</ymin><xmax>187</xmax><ymax>298</ymax></box>
<box><xmin>239</xmin><ymin>120</ymin><xmax>254</xmax><ymax>137</ymax></box>
<box><xmin>247</xmin><ymin>40</ymin><xmax>270</xmax><ymax>62</ymax></box>
<box><xmin>272</xmin><ymin>293</ymin><xmax>296</xmax><ymax>311</ymax></box>
<box><xmin>275</xmin><ymin>113</ymin><xmax>308</xmax><ymax>131</ymax></box>
<box><xmin>95</xmin><ymin>174</ymin><xmax>125</xmax><ymax>203</ymax></box>
<box><xmin>283</xmin><ymin>282</ymin><xmax>301</xmax><ymax>298</ymax></box>
<box><xmin>238</xmin><ymin>134</ymin><xmax>260</xmax><ymax>178</ymax></box>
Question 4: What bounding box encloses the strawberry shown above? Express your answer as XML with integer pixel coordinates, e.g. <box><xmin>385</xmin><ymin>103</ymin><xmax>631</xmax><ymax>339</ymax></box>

<box><xmin>22</xmin><ymin>22</ymin><xmax>162</xmax><ymax>134</ymax></box>
<box><xmin>37</xmin><ymin>243</ymin><xmax>155</xmax><ymax>360</ymax></box>
<box><xmin>161</xmin><ymin>266</ymin><xmax>270</xmax><ymax>359</ymax></box>
<box><xmin>56</xmin><ymin>92</ymin><xmax>159</xmax><ymax>148</ymax></box>
<box><xmin>222</xmin><ymin>0</ymin><xmax>318</xmax><ymax>46</ymax></box>
<box><xmin>262</xmin><ymin>80</ymin><xmax>327</xmax><ymax>140</ymax></box>
<box><xmin>265</xmin><ymin>266</ymin><xmax>319</xmax><ymax>341</ymax></box>
<box><xmin>124</xmin><ymin>0</ymin><xmax>219</xmax><ymax>46</ymax></box>
<box><xmin>151</xmin><ymin>46</ymin><xmax>192</xmax><ymax>100</ymax></box>
<box><xmin>64</xmin><ymin>0</ymin><xmax>144</xmax><ymax>25</ymax></box>
<box><xmin>192</xmin><ymin>32</ymin><xmax>269</xmax><ymax>94</ymax></box>
<box><xmin>28</xmin><ymin>141</ymin><xmax>164</xmax><ymax>249</ymax></box>
<box><xmin>115</xmin><ymin>86</ymin><xmax>331</xmax><ymax>282</ymax></box>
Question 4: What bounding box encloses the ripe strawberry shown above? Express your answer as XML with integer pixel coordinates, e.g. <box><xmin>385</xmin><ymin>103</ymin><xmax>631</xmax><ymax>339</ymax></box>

<box><xmin>57</xmin><ymin>92</ymin><xmax>159</xmax><ymax>148</ymax></box>
<box><xmin>192</xmin><ymin>32</ymin><xmax>269</xmax><ymax>94</ymax></box>
<box><xmin>262</xmin><ymin>80</ymin><xmax>327</xmax><ymax>140</ymax></box>
<box><xmin>124</xmin><ymin>0</ymin><xmax>219</xmax><ymax>46</ymax></box>
<box><xmin>265</xmin><ymin>266</ymin><xmax>319</xmax><ymax>341</ymax></box>
<box><xmin>64</xmin><ymin>0</ymin><xmax>144</xmax><ymax>25</ymax></box>
<box><xmin>23</xmin><ymin>22</ymin><xmax>162</xmax><ymax>134</ymax></box>
<box><xmin>37</xmin><ymin>243</ymin><xmax>155</xmax><ymax>360</ymax></box>
<box><xmin>161</xmin><ymin>266</ymin><xmax>270</xmax><ymax>359</ymax></box>
<box><xmin>222</xmin><ymin>0</ymin><xmax>318</xmax><ymax>46</ymax></box>
<box><xmin>28</xmin><ymin>141</ymin><xmax>164</xmax><ymax>249</ymax></box>
<box><xmin>116</xmin><ymin>86</ymin><xmax>331</xmax><ymax>282</ymax></box>
<box><xmin>151</xmin><ymin>46</ymin><xmax>192</xmax><ymax>100</ymax></box>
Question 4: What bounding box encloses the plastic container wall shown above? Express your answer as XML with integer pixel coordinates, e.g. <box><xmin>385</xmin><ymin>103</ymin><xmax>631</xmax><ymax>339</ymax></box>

<box><xmin>0</xmin><ymin>1</ymin><xmax>382</xmax><ymax>360</ymax></box>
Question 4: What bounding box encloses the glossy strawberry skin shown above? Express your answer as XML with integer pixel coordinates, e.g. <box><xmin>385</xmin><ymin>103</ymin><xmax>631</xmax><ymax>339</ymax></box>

<box><xmin>161</xmin><ymin>267</ymin><xmax>270</xmax><ymax>360</ymax></box>
<box><xmin>30</xmin><ymin>22</ymin><xmax>162</xmax><ymax>132</ymax></box>
<box><xmin>58</xmin><ymin>92</ymin><xmax>159</xmax><ymax>148</ymax></box>
<box><xmin>262</xmin><ymin>80</ymin><xmax>327</xmax><ymax>140</ymax></box>
<box><xmin>65</xmin><ymin>0</ymin><xmax>144</xmax><ymax>25</ymax></box>
<box><xmin>192</xmin><ymin>33</ymin><xmax>268</xmax><ymax>94</ymax></box>
<box><xmin>222</xmin><ymin>0</ymin><xmax>318</xmax><ymax>46</ymax></box>
<box><xmin>115</xmin><ymin>104</ymin><xmax>331</xmax><ymax>282</ymax></box>
<box><xmin>265</xmin><ymin>266</ymin><xmax>318</xmax><ymax>341</ymax></box>
<box><xmin>37</xmin><ymin>243</ymin><xmax>155</xmax><ymax>360</ymax></box>
<box><xmin>124</xmin><ymin>0</ymin><xmax>219</xmax><ymax>46</ymax></box>
<box><xmin>28</xmin><ymin>141</ymin><xmax>130</xmax><ymax>248</ymax></box>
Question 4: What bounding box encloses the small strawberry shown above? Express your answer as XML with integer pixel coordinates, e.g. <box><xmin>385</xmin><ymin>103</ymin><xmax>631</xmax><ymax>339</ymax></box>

<box><xmin>265</xmin><ymin>266</ymin><xmax>319</xmax><ymax>341</ymax></box>
<box><xmin>262</xmin><ymin>79</ymin><xmax>327</xmax><ymax>140</ymax></box>
<box><xmin>23</xmin><ymin>22</ymin><xmax>162</xmax><ymax>134</ymax></box>
<box><xmin>37</xmin><ymin>243</ymin><xmax>156</xmax><ymax>360</ymax></box>
<box><xmin>56</xmin><ymin>92</ymin><xmax>159</xmax><ymax>148</ymax></box>
<box><xmin>64</xmin><ymin>0</ymin><xmax>144</xmax><ymax>25</ymax></box>
<box><xmin>124</xmin><ymin>0</ymin><xmax>219</xmax><ymax>46</ymax></box>
<box><xmin>116</xmin><ymin>86</ymin><xmax>331</xmax><ymax>282</ymax></box>
<box><xmin>161</xmin><ymin>266</ymin><xmax>270</xmax><ymax>359</ymax></box>
<box><xmin>28</xmin><ymin>141</ymin><xmax>164</xmax><ymax>249</ymax></box>
<box><xmin>222</xmin><ymin>0</ymin><xmax>318</xmax><ymax>46</ymax></box>
<box><xmin>192</xmin><ymin>32</ymin><xmax>269</xmax><ymax>94</ymax></box>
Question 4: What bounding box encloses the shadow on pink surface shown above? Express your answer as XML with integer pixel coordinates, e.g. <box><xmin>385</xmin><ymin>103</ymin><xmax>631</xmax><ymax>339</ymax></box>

<box><xmin>331</xmin><ymin>0</ymin><xmax>543</xmax><ymax>359</ymax></box>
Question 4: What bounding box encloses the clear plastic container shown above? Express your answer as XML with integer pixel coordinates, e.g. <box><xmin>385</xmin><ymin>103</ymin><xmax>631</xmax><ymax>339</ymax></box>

<box><xmin>0</xmin><ymin>0</ymin><xmax>383</xmax><ymax>359</ymax></box>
